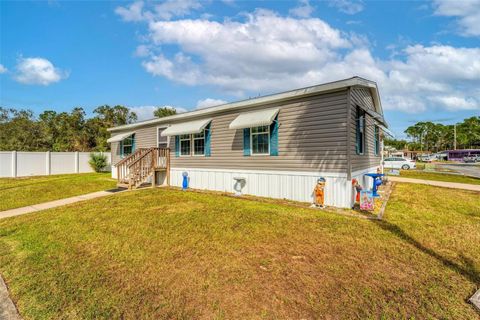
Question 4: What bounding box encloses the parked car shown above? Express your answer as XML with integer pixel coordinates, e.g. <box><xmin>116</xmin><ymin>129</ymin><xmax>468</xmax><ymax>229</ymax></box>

<box><xmin>463</xmin><ymin>155</ymin><xmax>480</xmax><ymax>163</ymax></box>
<box><xmin>383</xmin><ymin>157</ymin><xmax>416</xmax><ymax>170</ymax></box>
<box><xmin>418</xmin><ymin>154</ymin><xmax>435</xmax><ymax>162</ymax></box>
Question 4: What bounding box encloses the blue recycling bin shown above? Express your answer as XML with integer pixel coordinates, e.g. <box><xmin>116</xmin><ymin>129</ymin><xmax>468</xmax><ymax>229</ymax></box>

<box><xmin>364</xmin><ymin>173</ymin><xmax>384</xmax><ymax>197</ymax></box>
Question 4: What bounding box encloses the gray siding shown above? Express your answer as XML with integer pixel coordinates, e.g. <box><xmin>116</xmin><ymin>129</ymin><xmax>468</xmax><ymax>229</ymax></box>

<box><xmin>349</xmin><ymin>87</ymin><xmax>382</xmax><ymax>172</ymax></box>
<box><xmin>111</xmin><ymin>90</ymin><xmax>349</xmax><ymax>173</ymax></box>
<box><xmin>111</xmin><ymin>126</ymin><xmax>157</xmax><ymax>165</ymax></box>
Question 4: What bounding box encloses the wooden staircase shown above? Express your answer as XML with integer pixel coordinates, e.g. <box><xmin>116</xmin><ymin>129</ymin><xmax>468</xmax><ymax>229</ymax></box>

<box><xmin>116</xmin><ymin>147</ymin><xmax>170</xmax><ymax>189</ymax></box>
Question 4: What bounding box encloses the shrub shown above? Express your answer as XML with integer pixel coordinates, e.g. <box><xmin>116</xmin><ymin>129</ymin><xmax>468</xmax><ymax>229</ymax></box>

<box><xmin>89</xmin><ymin>153</ymin><xmax>108</xmax><ymax>172</ymax></box>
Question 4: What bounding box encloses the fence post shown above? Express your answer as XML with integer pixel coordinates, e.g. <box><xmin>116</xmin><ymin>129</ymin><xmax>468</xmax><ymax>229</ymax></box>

<box><xmin>46</xmin><ymin>151</ymin><xmax>51</xmax><ymax>175</ymax></box>
<box><xmin>11</xmin><ymin>151</ymin><xmax>17</xmax><ymax>178</ymax></box>
<box><xmin>75</xmin><ymin>151</ymin><xmax>79</xmax><ymax>173</ymax></box>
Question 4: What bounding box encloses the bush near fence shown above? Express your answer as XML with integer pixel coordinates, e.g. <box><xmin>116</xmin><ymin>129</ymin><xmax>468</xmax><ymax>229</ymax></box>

<box><xmin>0</xmin><ymin>151</ymin><xmax>111</xmax><ymax>178</ymax></box>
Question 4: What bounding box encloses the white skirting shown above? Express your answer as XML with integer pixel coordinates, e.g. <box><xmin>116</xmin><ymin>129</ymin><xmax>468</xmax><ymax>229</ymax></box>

<box><xmin>111</xmin><ymin>165</ymin><xmax>380</xmax><ymax>208</ymax></box>
<box><xmin>169</xmin><ymin>166</ymin><xmax>379</xmax><ymax>208</ymax></box>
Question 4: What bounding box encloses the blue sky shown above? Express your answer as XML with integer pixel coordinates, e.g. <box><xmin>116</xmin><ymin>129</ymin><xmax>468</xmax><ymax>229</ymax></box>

<box><xmin>1</xmin><ymin>0</ymin><xmax>479</xmax><ymax>138</ymax></box>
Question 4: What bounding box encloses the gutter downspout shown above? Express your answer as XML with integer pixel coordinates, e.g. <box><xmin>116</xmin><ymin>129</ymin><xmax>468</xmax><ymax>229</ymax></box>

<box><xmin>346</xmin><ymin>87</ymin><xmax>352</xmax><ymax>180</ymax></box>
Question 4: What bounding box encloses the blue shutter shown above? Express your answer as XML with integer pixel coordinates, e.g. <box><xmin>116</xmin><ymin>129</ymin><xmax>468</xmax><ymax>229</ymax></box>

<box><xmin>131</xmin><ymin>134</ymin><xmax>136</xmax><ymax>152</ymax></box>
<box><xmin>243</xmin><ymin>128</ymin><xmax>251</xmax><ymax>156</ymax></box>
<box><xmin>120</xmin><ymin>140</ymin><xmax>124</xmax><ymax>158</ymax></box>
<box><xmin>374</xmin><ymin>126</ymin><xmax>378</xmax><ymax>155</ymax></box>
<box><xmin>270</xmin><ymin>116</ymin><xmax>279</xmax><ymax>156</ymax></box>
<box><xmin>175</xmin><ymin>136</ymin><xmax>180</xmax><ymax>157</ymax></box>
<box><xmin>205</xmin><ymin>124</ymin><xmax>211</xmax><ymax>157</ymax></box>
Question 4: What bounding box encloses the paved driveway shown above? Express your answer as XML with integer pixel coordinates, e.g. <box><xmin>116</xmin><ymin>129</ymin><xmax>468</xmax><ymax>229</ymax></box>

<box><xmin>436</xmin><ymin>163</ymin><xmax>480</xmax><ymax>178</ymax></box>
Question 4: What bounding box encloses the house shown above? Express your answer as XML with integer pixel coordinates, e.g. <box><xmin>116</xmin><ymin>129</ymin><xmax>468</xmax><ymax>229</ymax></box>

<box><xmin>443</xmin><ymin>149</ymin><xmax>480</xmax><ymax>161</ymax></box>
<box><xmin>384</xmin><ymin>148</ymin><xmax>431</xmax><ymax>160</ymax></box>
<box><xmin>107</xmin><ymin>77</ymin><xmax>389</xmax><ymax>208</ymax></box>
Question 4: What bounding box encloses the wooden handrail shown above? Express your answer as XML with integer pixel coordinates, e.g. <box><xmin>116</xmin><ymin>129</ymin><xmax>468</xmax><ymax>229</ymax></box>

<box><xmin>127</xmin><ymin>147</ymin><xmax>156</xmax><ymax>168</ymax></box>
<box><xmin>115</xmin><ymin>148</ymin><xmax>149</xmax><ymax>166</ymax></box>
<box><xmin>117</xmin><ymin>147</ymin><xmax>170</xmax><ymax>188</ymax></box>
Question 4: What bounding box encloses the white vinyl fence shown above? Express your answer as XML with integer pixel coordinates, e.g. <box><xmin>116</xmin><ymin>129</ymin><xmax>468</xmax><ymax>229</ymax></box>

<box><xmin>0</xmin><ymin>151</ymin><xmax>111</xmax><ymax>178</ymax></box>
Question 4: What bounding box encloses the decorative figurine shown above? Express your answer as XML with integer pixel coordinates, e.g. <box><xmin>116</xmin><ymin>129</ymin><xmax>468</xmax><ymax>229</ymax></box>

<box><xmin>313</xmin><ymin>177</ymin><xmax>326</xmax><ymax>208</ymax></box>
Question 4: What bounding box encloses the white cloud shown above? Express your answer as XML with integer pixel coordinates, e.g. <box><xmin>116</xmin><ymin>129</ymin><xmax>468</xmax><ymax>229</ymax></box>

<box><xmin>129</xmin><ymin>105</ymin><xmax>187</xmax><ymax>120</ymax></box>
<box><xmin>118</xmin><ymin>3</ymin><xmax>480</xmax><ymax>113</ymax></box>
<box><xmin>134</xmin><ymin>44</ymin><xmax>151</xmax><ymax>57</ymax></box>
<box><xmin>143</xmin><ymin>9</ymin><xmax>350</xmax><ymax>93</ymax></box>
<box><xmin>328</xmin><ymin>0</ymin><xmax>364</xmax><ymax>15</ymax></box>
<box><xmin>433</xmin><ymin>0</ymin><xmax>480</xmax><ymax>36</ymax></box>
<box><xmin>196</xmin><ymin>98</ymin><xmax>228</xmax><ymax>109</ymax></box>
<box><xmin>154</xmin><ymin>0</ymin><xmax>201</xmax><ymax>20</ymax></box>
<box><xmin>289</xmin><ymin>0</ymin><xmax>314</xmax><ymax>18</ymax></box>
<box><xmin>115</xmin><ymin>0</ymin><xmax>201</xmax><ymax>22</ymax></box>
<box><xmin>381</xmin><ymin>45</ymin><xmax>480</xmax><ymax>112</ymax></box>
<box><xmin>429</xmin><ymin>95</ymin><xmax>477</xmax><ymax>111</ymax></box>
<box><xmin>14</xmin><ymin>57</ymin><xmax>68</xmax><ymax>85</ymax></box>
<box><xmin>0</xmin><ymin>64</ymin><xmax>7</xmax><ymax>73</ymax></box>
<box><xmin>129</xmin><ymin>105</ymin><xmax>157</xmax><ymax>120</ymax></box>
<box><xmin>115</xmin><ymin>1</ymin><xmax>145</xmax><ymax>22</ymax></box>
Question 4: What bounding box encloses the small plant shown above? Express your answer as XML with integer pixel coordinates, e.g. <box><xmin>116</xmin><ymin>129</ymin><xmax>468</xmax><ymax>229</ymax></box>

<box><xmin>88</xmin><ymin>153</ymin><xmax>108</xmax><ymax>172</ymax></box>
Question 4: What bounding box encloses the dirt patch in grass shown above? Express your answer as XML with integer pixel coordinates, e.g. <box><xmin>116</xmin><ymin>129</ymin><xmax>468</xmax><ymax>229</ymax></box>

<box><xmin>0</xmin><ymin>186</ymin><xmax>479</xmax><ymax>319</ymax></box>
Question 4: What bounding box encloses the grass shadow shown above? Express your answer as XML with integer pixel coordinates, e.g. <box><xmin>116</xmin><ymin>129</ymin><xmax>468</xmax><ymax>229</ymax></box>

<box><xmin>372</xmin><ymin>219</ymin><xmax>480</xmax><ymax>285</ymax></box>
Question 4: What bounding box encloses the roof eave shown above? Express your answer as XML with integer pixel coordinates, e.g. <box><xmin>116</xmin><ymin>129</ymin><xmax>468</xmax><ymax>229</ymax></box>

<box><xmin>108</xmin><ymin>77</ymin><xmax>385</xmax><ymax>132</ymax></box>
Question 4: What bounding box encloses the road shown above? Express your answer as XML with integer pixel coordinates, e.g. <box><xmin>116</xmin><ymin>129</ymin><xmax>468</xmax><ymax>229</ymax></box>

<box><xmin>436</xmin><ymin>163</ymin><xmax>480</xmax><ymax>178</ymax></box>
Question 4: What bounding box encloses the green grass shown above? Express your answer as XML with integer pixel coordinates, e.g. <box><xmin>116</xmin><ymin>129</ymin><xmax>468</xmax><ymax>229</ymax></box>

<box><xmin>0</xmin><ymin>173</ymin><xmax>117</xmax><ymax>211</ymax></box>
<box><xmin>398</xmin><ymin>169</ymin><xmax>480</xmax><ymax>185</ymax></box>
<box><xmin>0</xmin><ymin>185</ymin><xmax>479</xmax><ymax>319</ymax></box>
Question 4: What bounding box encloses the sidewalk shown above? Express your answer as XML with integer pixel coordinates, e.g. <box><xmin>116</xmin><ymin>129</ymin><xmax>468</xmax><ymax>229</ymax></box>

<box><xmin>388</xmin><ymin>176</ymin><xmax>480</xmax><ymax>192</ymax></box>
<box><xmin>0</xmin><ymin>275</ymin><xmax>21</xmax><ymax>320</ymax></box>
<box><xmin>0</xmin><ymin>189</ymin><xmax>127</xmax><ymax>220</ymax></box>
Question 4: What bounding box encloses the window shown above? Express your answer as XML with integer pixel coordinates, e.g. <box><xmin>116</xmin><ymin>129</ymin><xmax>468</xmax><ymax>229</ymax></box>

<box><xmin>251</xmin><ymin>125</ymin><xmax>269</xmax><ymax>155</ymax></box>
<box><xmin>122</xmin><ymin>135</ymin><xmax>134</xmax><ymax>156</ymax></box>
<box><xmin>180</xmin><ymin>134</ymin><xmax>191</xmax><ymax>156</ymax></box>
<box><xmin>158</xmin><ymin>127</ymin><xmax>168</xmax><ymax>148</ymax></box>
<box><xmin>193</xmin><ymin>131</ymin><xmax>205</xmax><ymax>156</ymax></box>
<box><xmin>356</xmin><ymin>107</ymin><xmax>365</xmax><ymax>155</ymax></box>
<box><xmin>374</xmin><ymin>125</ymin><xmax>380</xmax><ymax>156</ymax></box>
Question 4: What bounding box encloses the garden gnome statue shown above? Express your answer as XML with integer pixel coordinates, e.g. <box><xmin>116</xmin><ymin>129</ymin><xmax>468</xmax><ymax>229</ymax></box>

<box><xmin>352</xmin><ymin>179</ymin><xmax>363</xmax><ymax>207</ymax></box>
<box><xmin>313</xmin><ymin>177</ymin><xmax>326</xmax><ymax>208</ymax></box>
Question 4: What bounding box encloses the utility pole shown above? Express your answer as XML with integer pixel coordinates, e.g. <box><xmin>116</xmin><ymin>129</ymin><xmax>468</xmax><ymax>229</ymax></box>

<box><xmin>454</xmin><ymin>124</ymin><xmax>457</xmax><ymax>150</ymax></box>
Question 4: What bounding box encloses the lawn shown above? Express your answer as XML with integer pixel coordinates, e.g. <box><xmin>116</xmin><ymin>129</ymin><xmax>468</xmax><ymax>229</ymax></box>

<box><xmin>398</xmin><ymin>169</ymin><xmax>480</xmax><ymax>185</ymax></box>
<box><xmin>0</xmin><ymin>173</ymin><xmax>117</xmax><ymax>211</ymax></box>
<box><xmin>0</xmin><ymin>185</ymin><xmax>479</xmax><ymax>319</ymax></box>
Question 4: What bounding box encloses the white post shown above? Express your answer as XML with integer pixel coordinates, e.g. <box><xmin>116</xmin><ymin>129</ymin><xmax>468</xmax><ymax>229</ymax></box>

<box><xmin>75</xmin><ymin>151</ymin><xmax>79</xmax><ymax>173</ymax></box>
<box><xmin>46</xmin><ymin>151</ymin><xmax>51</xmax><ymax>175</ymax></box>
<box><xmin>11</xmin><ymin>151</ymin><xmax>17</xmax><ymax>178</ymax></box>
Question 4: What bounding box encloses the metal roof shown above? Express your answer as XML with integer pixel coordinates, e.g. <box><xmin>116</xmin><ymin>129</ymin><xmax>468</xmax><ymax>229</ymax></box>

<box><xmin>108</xmin><ymin>76</ymin><xmax>386</xmax><ymax>132</ymax></box>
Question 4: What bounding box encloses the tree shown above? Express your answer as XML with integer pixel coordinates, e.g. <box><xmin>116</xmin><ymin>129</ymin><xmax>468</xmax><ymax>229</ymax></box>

<box><xmin>384</xmin><ymin>138</ymin><xmax>408</xmax><ymax>150</ymax></box>
<box><xmin>93</xmin><ymin>105</ymin><xmax>137</xmax><ymax>126</ymax></box>
<box><xmin>457</xmin><ymin>116</ymin><xmax>480</xmax><ymax>149</ymax></box>
<box><xmin>154</xmin><ymin>107</ymin><xmax>176</xmax><ymax>118</ymax></box>
<box><xmin>91</xmin><ymin>105</ymin><xmax>138</xmax><ymax>151</ymax></box>
<box><xmin>0</xmin><ymin>108</ymin><xmax>48</xmax><ymax>151</ymax></box>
